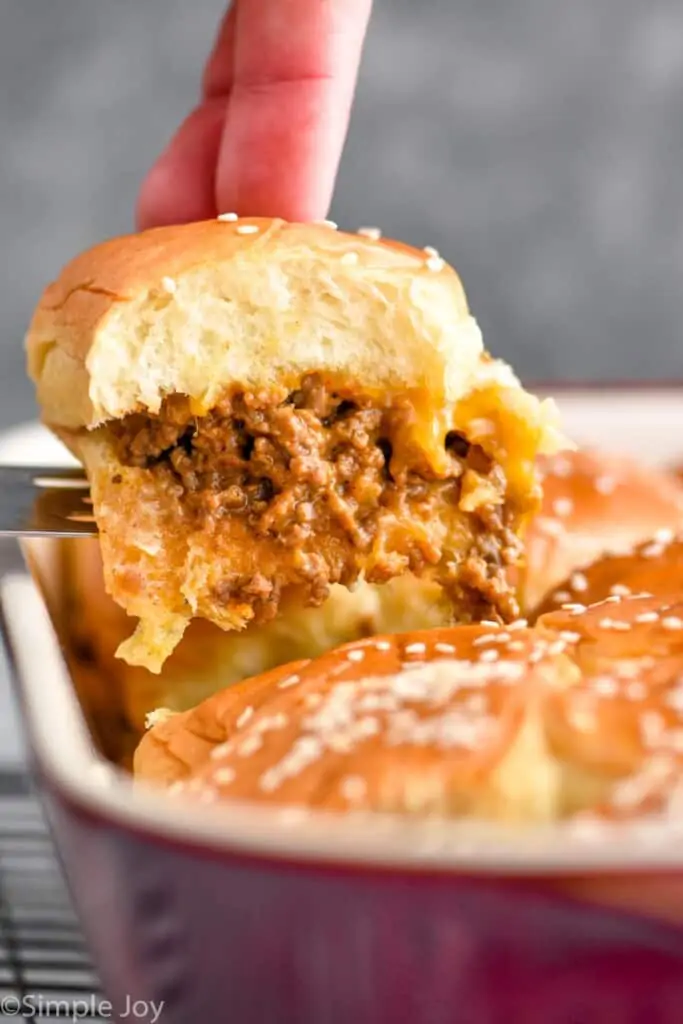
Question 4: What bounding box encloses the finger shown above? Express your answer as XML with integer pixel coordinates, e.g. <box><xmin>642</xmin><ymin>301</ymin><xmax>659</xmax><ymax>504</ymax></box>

<box><xmin>215</xmin><ymin>0</ymin><xmax>373</xmax><ymax>221</ymax></box>
<box><xmin>136</xmin><ymin>97</ymin><xmax>227</xmax><ymax>230</ymax></box>
<box><xmin>202</xmin><ymin>2</ymin><xmax>238</xmax><ymax>99</ymax></box>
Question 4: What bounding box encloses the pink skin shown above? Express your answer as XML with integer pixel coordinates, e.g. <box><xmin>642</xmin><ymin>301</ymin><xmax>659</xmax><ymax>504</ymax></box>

<box><xmin>137</xmin><ymin>0</ymin><xmax>373</xmax><ymax>228</ymax></box>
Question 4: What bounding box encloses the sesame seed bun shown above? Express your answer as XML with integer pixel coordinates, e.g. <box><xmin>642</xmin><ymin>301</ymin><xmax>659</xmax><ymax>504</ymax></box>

<box><xmin>521</xmin><ymin>450</ymin><xmax>683</xmax><ymax>612</ymax></box>
<box><xmin>134</xmin><ymin>594</ymin><xmax>683</xmax><ymax>823</ymax></box>
<box><xmin>27</xmin><ymin>216</ymin><xmax>525</xmax><ymax>431</ymax></box>
<box><xmin>532</xmin><ymin>530</ymin><xmax>683</xmax><ymax>619</ymax></box>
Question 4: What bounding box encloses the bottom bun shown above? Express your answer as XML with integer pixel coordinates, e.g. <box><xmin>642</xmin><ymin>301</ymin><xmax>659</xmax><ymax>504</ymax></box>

<box><xmin>63</xmin><ymin>539</ymin><xmax>453</xmax><ymax>736</ymax></box>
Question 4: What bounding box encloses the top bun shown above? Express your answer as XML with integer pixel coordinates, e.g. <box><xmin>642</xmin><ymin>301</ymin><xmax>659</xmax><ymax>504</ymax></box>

<box><xmin>27</xmin><ymin>217</ymin><xmax>540</xmax><ymax>435</ymax></box>
<box><xmin>532</xmin><ymin>529</ymin><xmax>683</xmax><ymax>618</ymax></box>
<box><xmin>135</xmin><ymin>594</ymin><xmax>683</xmax><ymax>823</ymax></box>
<box><xmin>521</xmin><ymin>449</ymin><xmax>683</xmax><ymax>612</ymax></box>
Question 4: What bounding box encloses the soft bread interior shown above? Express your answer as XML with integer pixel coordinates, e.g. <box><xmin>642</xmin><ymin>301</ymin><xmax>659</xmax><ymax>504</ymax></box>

<box><xmin>29</xmin><ymin>220</ymin><xmax>489</xmax><ymax>428</ymax></box>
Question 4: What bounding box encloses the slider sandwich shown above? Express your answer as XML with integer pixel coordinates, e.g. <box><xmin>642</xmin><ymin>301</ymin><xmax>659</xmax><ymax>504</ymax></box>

<box><xmin>28</xmin><ymin>217</ymin><xmax>562</xmax><ymax>671</ymax></box>
<box><xmin>522</xmin><ymin>450</ymin><xmax>683</xmax><ymax>612</ymax></box>
<box><xmin>533</xmin><ymin>529</ymin><xmax>683</xmax><ymax>618</ymax></box>
<box><xmin>136</xmin><ymin>594</ymin><xmax>683</xmax><ymax>823</ymax></box>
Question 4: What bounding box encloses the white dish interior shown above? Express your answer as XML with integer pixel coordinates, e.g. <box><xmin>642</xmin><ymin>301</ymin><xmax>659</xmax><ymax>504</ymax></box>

<box><xmin>3</xmin><ymin>390</ymin><xmax>683</xmax><ymax>875</ymax></box>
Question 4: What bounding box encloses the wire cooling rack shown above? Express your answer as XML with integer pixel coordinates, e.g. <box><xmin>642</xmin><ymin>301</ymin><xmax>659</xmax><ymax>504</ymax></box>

<box><xmin>0</xmin><ymin>769</ymin><xmax>103</xmax><ymax>1020</ymax></box>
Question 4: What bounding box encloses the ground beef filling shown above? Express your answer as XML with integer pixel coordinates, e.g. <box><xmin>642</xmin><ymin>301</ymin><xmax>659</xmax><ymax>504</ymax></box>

<box><xmin>111</xmin><ymin>376</ymin><xmax>521</xmax><ymax>622</ymax></box>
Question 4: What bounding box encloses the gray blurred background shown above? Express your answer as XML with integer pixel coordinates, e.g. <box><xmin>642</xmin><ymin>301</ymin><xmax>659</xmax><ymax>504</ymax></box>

<box><xmin>3</xmin><ymin>0</ymin><xmax>683</xmax><ymax>431</ymax></box>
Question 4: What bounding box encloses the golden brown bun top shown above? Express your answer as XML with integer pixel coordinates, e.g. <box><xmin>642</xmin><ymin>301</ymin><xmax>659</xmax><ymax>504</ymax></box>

<box><xmin>27</xmin><ymin>216</ymin><xmax>556</xmax><ymax>433</ymax></box>
<box><xmin>521</xmin><ymin>449</ymin><xmax>683</xmax><ymax>611</ymax></box>
<box><xmin>532</xmin><ymin>530</ymin><xmax>683</xmax><ymax>618</ymax></box>
<box><xmin>135</xmin><ymin>596</ymin><xmax>683</xmax><ymax>822</ymax></box>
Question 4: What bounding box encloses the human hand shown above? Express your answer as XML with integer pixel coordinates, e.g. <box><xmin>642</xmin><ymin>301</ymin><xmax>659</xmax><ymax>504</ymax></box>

<box><xmin>137</xmin><ymin>0</ymin><xmax>372</xmax><ymax>229</ymax></box>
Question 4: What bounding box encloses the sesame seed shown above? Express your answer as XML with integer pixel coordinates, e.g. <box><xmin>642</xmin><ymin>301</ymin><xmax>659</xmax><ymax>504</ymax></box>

<box><xmin>508</xmin><ymin>619</ymin><xmax>528</xmax><ymax>631</ymax></box>
<box><xmin>256</xmin><ymin>712</ymin><xmax>289</xmax><ymax>733</ymax></box>
<box><xmin>662</xmin><ymin>616</ymin><xmax>683</xmax><ymax>631</ymax></box>
<box><xmin>341</xmin><ymin>251</ymin><xmax>359</xmax><ymax>265</ymax></box>
<box><xmin>481</xmin><ymin>620</ymin><xmax>500</xmax><ymax>629</ymax></box>
<box><xmin>591</xmin><ymin>676</ymin><xmax>618</xmax><ymax>696</ymax></box>
<box><xmin>559</xmin><ymin>630</ymin><xmax>581</xmax><ymax>643</ymax></box>
<box><xmin>160</xmin><ymin>276</ymin><xmax>177</xmax><ymax>294</ymax></box>
<box><xmin>603</xmin><ymin>595</ymin><xmax>623</xmax><ymax>604</ymax></box>
<box><xmin>315</xmin><ymin>219</ymin><xmax>338</xmax><ymax>229</ymax></box>
<box><xmin>236</xmin><ymin>224</ymin><xmax>259</xmax><ymax>235</ymax></box>
<box><xmin>553</xmin><ymin>497</ymin><xmax>574</xmax><ymax>518</ymax></box>
<box><xmin>536</xmin><ymin>517</ymin><xmax>565</xmax><ymax>538</ymax></box>
<box><xmin>278</xmin><ymin>673</ymin><xmax>301</xmax><ymax>689</ymax></box>
<box><xmin>424</xmin><ymin>245</ymin><xmax>440</xmax><ymax>257</ymax></box>
<box><xmin>594</xmin><ymin>475</ymin><xmax>617</xmax><ymax>496</ymax></box>
<box><xmin>375</xmin><ymin>640</ymin><xmax>391</xmax><ymax>651</ymax></box>
<box><xmin>479</xmin><ymin>649</ymin><xmax>499</xmax><ymax>663</ymax></box>
<box><xmin>426</xmin><ymin>255</ymin><xmax>444</xmax><ymax>272</ymax></box>
<box><xmin>553</xmin><ymin>591</ymin><xmax>572</xmax><ymax>605</ymax></box>
<box><xmin>347</xmin><ymin>649</ymin><xmax>365</xmax><ymax>662</ymax></box>
<box><xmin>610</xmin><ymin>584</ymin><xmax>632</xmax><ymax>597</ymax></box>
<box><xmin>598</xmin><ymin>618</ymin><xmax>631</xmax><ymax>631</ymax></box>
<box><xmin>614</xmin><ymin>661</ymin><xmax>642</xmax><ymax>680</ymax></box>
<box><xmin>260</xmin><ymin>735</ymin><xmax>325</xmax><ymax>793</ymax></box>
<box><xmin>473</xmin><ymin>634</ymin><xmax>499</xmax><ymax>647</ymax></box>
<box><xmin>549</xmin><ymin>456</ymin><xmax>573</xmax><ymax>478</ymax></box>
<box><xmin>357</xmin><ymin>226</ymin><xmax>381</xmax><ymax>239</ymax></box>
<box><xmin>547</xmin><ymin>640</ymin><xmax>567</xmax><ymax>656</ymax></box>
<box><xmin>210</xmin><ymin>742</ymin><xmax>232</xmax><ymax>761</ymax></box>
<box><xmin>640</xmin><ymin>542</ymin><xmax>664</xmax><ymax>559</ymax></box>
<box><xmin>654</xmin><ymin>528</ymin><xmax>674</xmax><ymax>545</ymax></box>
<box><xmin>562</xmin><ymin>603</ymin><xmax>586</xmax><ymax>615</ymax></box>
<box><xmin>236</xmin><ymin>706</ymin><xmax>253</xmax><ymax>728</ymax></box>
<box><xmin>214</xmin><ymin>767</ymin><xmax>236</xmax><ymax>786</ymax></box>
<box><xmin>404</xmin><ymin>642</ymin><xmax>427</xmax><ymax>655</ymax></box>
<box><xmin>217</xmin><ymin>211</ymin><xmax>238</xmax><ymax>222</ymax></box>
<box><xmin>239</xmin><ymin>734</ymin><xmax>263</xmax><ymax>758</ymax></box>
<box><xmin>340</xmin><ymin>775</ymin><xmax>367</xmax><ymax>803</ymax></box>
<box><xmin>569</xmin><ymin>572</ymin><xmax>588</xmax><ymax>592</ymax></box>
<box><xmin>635</xmin><ymin>611</ymin><xmax>659</xmax><ymax>624</ymax></box>
<box><xmin>434</xmin><ymin>642</ymin><xmax>455</xmax><ymax>654</ymax></box>
<box><xmin>507</xmin><ymin>640</ymin><xmax>525</xmax><ymax>652</ymax></box>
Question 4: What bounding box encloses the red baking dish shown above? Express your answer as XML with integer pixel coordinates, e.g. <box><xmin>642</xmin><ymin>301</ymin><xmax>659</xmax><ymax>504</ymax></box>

<box><xmin>3</xmin><ymin>388</ymin><xmax>683</xmax><ymax>1023</ymax></box>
